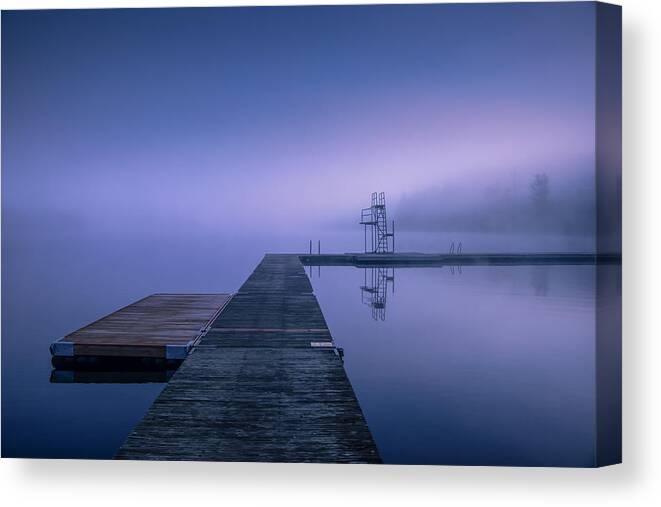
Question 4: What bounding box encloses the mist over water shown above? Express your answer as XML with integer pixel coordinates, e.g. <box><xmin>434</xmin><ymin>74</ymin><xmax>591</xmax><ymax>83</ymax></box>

<box><xmin>394</xmin><ymin>169</ymin><xmax>597</xmax><ymax>238</ymax></box>
<box><xmin>3</xmin><ymin>4</ymin><xmax>602</xmax><ymax>242</ymax></box>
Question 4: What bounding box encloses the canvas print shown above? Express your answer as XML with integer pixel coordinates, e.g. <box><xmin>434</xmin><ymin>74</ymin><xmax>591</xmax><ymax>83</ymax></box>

<box><xmin>1</xmin><ymin>2</ymin><xmax>621</xmax><ymax>466</ymax></box>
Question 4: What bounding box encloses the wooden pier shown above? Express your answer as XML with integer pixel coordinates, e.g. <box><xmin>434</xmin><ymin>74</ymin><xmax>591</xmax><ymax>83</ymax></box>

<box><xmin>299</xmin><ymin>252</ymin><xmax>621</xmax><ymax>267</ymax></box>
<box><xmin>116</xmin><ymin>254</ymin><xmax>380</xmax><ymax>463</ymax></box>
<box><xmin>50</xmin><ymin>294</ymin><xmax>232</xmax><ymax>360</ymax></box>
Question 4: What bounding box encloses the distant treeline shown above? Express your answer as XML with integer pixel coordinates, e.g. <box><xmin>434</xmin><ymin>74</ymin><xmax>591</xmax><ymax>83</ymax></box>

<box><xmin>394</xmin><ymin>171</ymin><xmax>596</xmax><ymax>236</ymax></box>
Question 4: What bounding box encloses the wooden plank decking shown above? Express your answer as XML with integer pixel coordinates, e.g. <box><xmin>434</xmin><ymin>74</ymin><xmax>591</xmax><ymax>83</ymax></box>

<box><xmin>116</xmin><ymin>254</ymin><xmax>381</xmax><ymax>463</ymax></box>
<box><xmin>50</xmin><ymin>294</ymin><xmax>232</xmax><ymax>359</ymax></box>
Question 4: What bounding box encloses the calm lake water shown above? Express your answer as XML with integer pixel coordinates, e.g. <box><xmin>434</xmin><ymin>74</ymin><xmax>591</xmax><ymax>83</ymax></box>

<box><xmin>310</xmin><ymin>264</ymin><xmax>611</xmax><ymax>466</ymax></box>
<box><xmin>2</xmin><ymin>225</ymin><xmax>614</xmax><ymax>465</ymax></box>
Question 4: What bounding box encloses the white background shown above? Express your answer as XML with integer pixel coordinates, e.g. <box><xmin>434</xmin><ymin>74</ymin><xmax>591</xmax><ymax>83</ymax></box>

<box><xmin>0</xmin><ymin>0</ymin><xmax>658</xmax><ymax>505</ymax></box>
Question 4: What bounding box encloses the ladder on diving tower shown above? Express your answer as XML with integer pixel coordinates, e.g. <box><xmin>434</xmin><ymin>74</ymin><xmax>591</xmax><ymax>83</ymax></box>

<box><xmin>360</xmin><ymin>192</ymin><xmax>395</xmax><ymax>254</ymax></box>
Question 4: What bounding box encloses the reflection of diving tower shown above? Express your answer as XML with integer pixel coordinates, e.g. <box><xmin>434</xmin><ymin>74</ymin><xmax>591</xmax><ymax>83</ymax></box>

<box><xmin>360</xmin><ymin>192</ymin><xmax>395</xmax><ymax>253</ymax></box>
<box><xmin>360</xmin><ymin>267</ymin><xmax>395</xmax><ymax>321</ymax></box>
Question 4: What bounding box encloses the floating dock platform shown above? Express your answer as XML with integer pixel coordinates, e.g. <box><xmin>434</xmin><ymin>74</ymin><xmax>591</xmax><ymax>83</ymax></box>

<box><xmin>299</xmin><ymin>252</ymin><xmax>621</xmax><ymax>267</ymax></box>
<box><xmin>50</xmin><ymin>294</ymin><xmax>232</xmax><ymax>361</ymax></box>
<box><xmin>115</xmin><ymin>254</ymin><xmax>380</xmax><ymax>463</ymax></box>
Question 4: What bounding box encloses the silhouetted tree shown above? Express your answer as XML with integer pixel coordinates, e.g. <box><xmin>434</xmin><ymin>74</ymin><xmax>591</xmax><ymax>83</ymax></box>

<box><xmin>529</xmin><ymin>173</ymin><xmax>550</xmax><ymax>214</ymax></box>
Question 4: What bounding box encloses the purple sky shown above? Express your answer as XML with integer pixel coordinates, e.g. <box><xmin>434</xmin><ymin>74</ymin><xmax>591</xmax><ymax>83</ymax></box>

<box><xmin>2</xmin><ymin>3</ymin><xmax>598</xmax><ymax>235</ymax></box>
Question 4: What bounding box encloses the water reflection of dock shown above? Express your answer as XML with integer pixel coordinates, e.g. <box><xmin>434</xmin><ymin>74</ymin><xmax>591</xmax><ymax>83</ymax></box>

<box><xmin>50</xmin><ymin>361</ymin><xmax>179</xmax><ymax>384</ymax></box>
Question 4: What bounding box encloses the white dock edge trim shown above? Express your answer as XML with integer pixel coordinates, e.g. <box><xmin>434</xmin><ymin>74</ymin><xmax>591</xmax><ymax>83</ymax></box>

<box><xmin>50</xmin><ymin>341</ymin><xmax>74</xmax><ymax>357</ymax></box>
<box><xmin>165</xmin><ymin>341</ymin><xmax>194</xmax><ymax>359</ymax></box>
